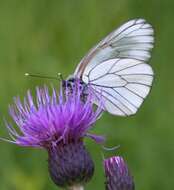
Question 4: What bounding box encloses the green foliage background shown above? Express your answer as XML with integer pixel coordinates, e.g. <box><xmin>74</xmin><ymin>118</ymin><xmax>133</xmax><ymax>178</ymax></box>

<box><xmin>0</xmin><ymin>0</ymin><xmax>173</xmax><ymax>189</ymax></box>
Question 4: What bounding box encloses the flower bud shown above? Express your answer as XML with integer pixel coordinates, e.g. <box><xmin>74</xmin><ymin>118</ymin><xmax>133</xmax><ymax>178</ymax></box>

<box><xmin>104</xmin><ymin>156</ymin><xmax>135</xmax><ymax>190</ymax></box>
<box><xmin>48</xmin><ymin>140</ymin><xmax>94</xmax><ymax>188</ymax></box>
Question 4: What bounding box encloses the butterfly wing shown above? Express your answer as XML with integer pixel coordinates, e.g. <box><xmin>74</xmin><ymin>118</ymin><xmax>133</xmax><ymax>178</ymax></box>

<box><xmin>74</xmin><ymin>18</ymin><xmax>154</xmax><ymax>116</ymax></box>
<box><xmin>75</xmin><ymin>18</ymin><xmax>154</xmax><ymax>77</ymax></box>
<box><xmin>84</xmin><ymin>58</ymin><xmax>153</xmax><ymax>116</ymax></box>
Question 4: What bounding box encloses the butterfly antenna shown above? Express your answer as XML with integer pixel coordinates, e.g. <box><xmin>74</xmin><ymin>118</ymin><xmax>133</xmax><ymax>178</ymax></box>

<box><xmin>25</xmin><ymin>73</ymin><xmax>60</xmax><ymax>80</ymax></box>
<box><xmin>57</xmin><ymin>73</ymin><xmax>63</xmax><ymax>81</ymax></box>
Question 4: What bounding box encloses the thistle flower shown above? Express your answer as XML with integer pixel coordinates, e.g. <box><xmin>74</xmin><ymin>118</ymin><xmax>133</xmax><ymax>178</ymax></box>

<box><xmin>4</xmin><ymin>83</ymin><xmax>104</xmax><ymax>189</ymax></box>
<box><xmin>104</xmin><ymin>156</ymin><xmax>135</xmax><ymax>190</ymax></box>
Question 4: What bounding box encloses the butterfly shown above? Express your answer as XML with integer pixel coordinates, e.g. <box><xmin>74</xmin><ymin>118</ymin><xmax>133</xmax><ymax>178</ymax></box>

<box><xmin>64</xmin><ymin>18</ymin><xmax>154</xmax><ymax>116</ymax></box>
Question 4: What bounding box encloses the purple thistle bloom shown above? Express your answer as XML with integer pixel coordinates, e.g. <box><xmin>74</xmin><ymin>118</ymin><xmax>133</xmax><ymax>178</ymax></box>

<box><xmin>4</xmin><ymin>83</ymin><xmax>104</xmax><ymax>188</ymax></box>
<box><xmin>6</xmin><ymin>84</ymin><xmax>103</xmax><ymax>148</ymax></box>
<box><xmin>104</xmin><ymin>156</ymin><xmax>135</xmax><ymax>190</ymax></box>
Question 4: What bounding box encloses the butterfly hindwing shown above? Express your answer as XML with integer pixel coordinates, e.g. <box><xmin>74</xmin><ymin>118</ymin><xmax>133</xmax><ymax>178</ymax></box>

<box><xmin>82</xmin><ymin>58</ymin><xmax>153</xmax><ymax>116</ymax></box>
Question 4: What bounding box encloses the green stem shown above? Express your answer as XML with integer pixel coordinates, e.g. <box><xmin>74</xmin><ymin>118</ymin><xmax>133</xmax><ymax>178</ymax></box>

<box><xmin>67</xmin><ymin>185</ymin><xmax>84</xmax><ymax>190</ymax></box>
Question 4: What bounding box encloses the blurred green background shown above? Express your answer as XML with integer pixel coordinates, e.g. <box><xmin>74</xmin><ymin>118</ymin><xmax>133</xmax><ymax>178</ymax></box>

<box><xmin>0</xmin><ymin>0</ymin><xmax>173</xmax><ymax>189</ymax></box>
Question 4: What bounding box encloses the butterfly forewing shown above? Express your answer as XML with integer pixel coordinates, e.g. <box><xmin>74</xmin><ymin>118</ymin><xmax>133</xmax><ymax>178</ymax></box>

<box><xmin>74</xmin><ymin>18</ymin><xmax>154</xmax><ymax>116</ymax></box>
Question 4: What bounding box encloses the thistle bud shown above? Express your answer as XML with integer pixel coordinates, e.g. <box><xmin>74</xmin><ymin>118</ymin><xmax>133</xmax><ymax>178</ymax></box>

<box><xmin>48</xmin><ymin>140</ymin><xmax>94</xmax><ymax>188</ymax></box>
<box><xmin>104</xmin><ymin>156</ymin><xmax>135</xmax><ymax>190</ymax></box>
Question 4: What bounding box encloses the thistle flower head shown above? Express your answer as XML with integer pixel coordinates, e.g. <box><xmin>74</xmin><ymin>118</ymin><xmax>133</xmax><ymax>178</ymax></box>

<box><xmin>104</xmin><ymin>156</ymin><xmax>135</xmax><ymax>190</ymax></box>
<box><xmin>6</xmin><ymin>83</ymin><xmax>103</xmax><ymax>148</ymax></box>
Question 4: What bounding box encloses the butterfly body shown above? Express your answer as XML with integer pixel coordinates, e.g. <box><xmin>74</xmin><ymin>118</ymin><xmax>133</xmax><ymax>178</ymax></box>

<box><xmin>63</xmin><ymin>18</ymin><xmax>154</xmax><ymax>116</ymax></box>
<box><xmin>63</xmin><ymin>77</ymin><xmax>90</xmax><ymax>101</ymax></box>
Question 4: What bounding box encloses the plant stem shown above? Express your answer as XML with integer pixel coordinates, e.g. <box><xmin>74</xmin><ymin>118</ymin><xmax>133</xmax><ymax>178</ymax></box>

<box><xmin>67</xmin><ymin>185</ymin><xmax>84</xmax><ymax>190</ymax></box>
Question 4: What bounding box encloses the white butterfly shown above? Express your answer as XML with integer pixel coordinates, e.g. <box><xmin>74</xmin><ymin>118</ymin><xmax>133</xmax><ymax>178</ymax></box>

<box><xmin>66</xmin><ymin>18</ymin><xmax>154</xmax><ymax>116</ymax></box>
